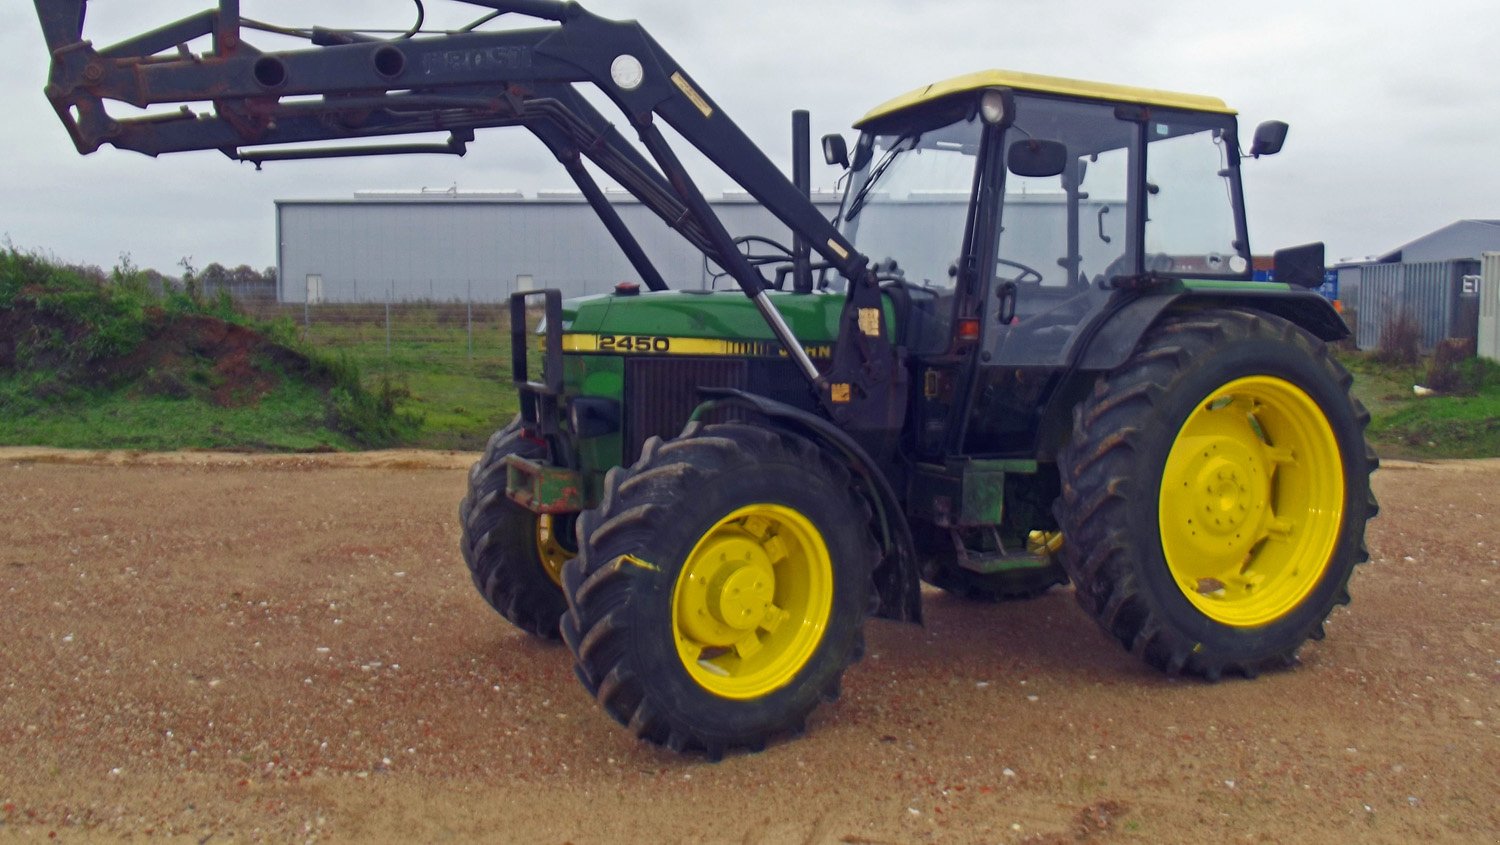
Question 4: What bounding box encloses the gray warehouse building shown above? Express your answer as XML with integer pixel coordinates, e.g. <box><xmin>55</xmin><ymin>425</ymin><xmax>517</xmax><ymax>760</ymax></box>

<box><xmin>274</xmin><ymin>187</ymin><xmax>1112</xmax><ymax>304</ymax></box>
<box><xmin>1335</xmin><ymin>219</ymin><xmax>1500</xmax><ymax>352</ymax></box>
<box><xmin>275</xmin><ymin>188</ymin><xmax>843</xmax><ymax>304</ymax></box>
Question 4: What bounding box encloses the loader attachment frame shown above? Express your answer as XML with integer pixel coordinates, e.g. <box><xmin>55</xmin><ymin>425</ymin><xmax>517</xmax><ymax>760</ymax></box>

<box><xmin>33</xmin><ymin>0</ymin><xmax>904</xmax><ymax>430</ymax></box>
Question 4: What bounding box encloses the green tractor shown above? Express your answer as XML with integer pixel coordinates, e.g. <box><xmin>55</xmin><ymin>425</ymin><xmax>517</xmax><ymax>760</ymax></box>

<box><xmin>36</xmin><ymin>0</ymin><xmax>1376</xmax><ymax>759</ymax></box>
<box><xmin>462</xmin><ymin>69</ymin><xmax>1378</xmax><ymax>754</ymax></box>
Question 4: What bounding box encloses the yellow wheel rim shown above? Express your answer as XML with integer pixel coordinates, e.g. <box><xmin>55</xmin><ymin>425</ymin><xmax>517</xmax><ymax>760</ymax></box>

<box><xmin>671</xmin><ymin>504</ymin><xmax>834</xmax><ymax>699</ymax></box>
<box><xmin>535</xmin><ymin>514</ymin><xmax>570</xmax><ymax>587</ymax></box>
<box><xmin>1158</xmin><ymin>376</ymin><xmax>1345</xmax><ymax>628</ymax></box>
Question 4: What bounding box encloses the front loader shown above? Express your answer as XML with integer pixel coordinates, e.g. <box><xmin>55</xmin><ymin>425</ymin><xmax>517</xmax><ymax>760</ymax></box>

<box><xmin>34</xmin><ymin>0</ymin><xmax>1377</xmax><ymax>758</ymax></box>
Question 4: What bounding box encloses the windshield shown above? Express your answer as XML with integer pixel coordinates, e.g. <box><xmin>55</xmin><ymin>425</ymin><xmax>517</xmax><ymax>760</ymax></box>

<box><xmin>837</xmin><ymin>114</ymin><xmax>983</xmax><ymax>290</ymax></box>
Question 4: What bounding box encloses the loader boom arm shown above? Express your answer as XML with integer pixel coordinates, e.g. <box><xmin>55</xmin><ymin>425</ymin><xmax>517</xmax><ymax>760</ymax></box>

<box><xmin>33</xmin><ymin>0</ymin><xmax>904</xmax><ymax>425</ymax></box>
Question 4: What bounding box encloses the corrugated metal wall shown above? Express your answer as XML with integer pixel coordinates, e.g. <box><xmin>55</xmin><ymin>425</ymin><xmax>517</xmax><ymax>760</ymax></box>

<box><xmin>1481</xmin><ymin>253</ymin><xmax>1500</xmax><ymax>362</ymax></box>
<box><xmin>275</xmin><ymin>194</ymin><xmax>1076</xmax><ymax>303</ymax></box>
<box><xmin>276</xmin><ymin>197</ymin><xmax>848</xmax><ymax>303</ymax></box>
<box><xmin>1353</xmin><ymin>259</ymin><xmax>1480</xmax><ymax>352</ymax></box>
<box><xmin>1335</xmin><ymin>265</ymin><xmax>1363</xmax><ymax>342</ymax></box>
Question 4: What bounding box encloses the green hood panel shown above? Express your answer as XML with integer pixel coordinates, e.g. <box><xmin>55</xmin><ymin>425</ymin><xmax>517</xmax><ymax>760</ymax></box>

<box><xmin>562</xmin><ymin>290</ymin><xmax>846</xmax><ymax>343</ymax></box>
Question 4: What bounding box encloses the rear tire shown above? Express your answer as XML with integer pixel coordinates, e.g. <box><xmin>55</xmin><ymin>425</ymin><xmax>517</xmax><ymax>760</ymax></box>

<box><xmin>459</xmin><ymin>419</ymin><xmax>571</xmax><ymax>640</ymax></box>
<box><xmin>1055</xmin><ymin>309</ymin><xmax>1378</xmax><ymax>678</ymax></box>
<box><xmin>560</xmin><ymin>424</ymin><xmax>875</xmax><ymax>758</ymax></box>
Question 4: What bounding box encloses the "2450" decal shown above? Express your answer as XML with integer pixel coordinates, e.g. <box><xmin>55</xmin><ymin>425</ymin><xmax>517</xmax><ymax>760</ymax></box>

<box><xmin>597</xmin><ymin>334</ymin><xmax>672</xmax><ymax>352</ymax></box>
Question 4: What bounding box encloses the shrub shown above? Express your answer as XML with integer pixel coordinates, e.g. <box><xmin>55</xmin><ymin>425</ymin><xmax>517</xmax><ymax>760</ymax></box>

<box><xmin>1375</xmin><ymin>310</ymin><xmax>1421</xmax><ymax>367</ymax></box>
<box><xmin>327</xmin><ymin>373</ymin><xmax>423</xmax><ymax>447</ymax></box>
<box><xmin>1424</xmin><ymin>338</ymin><xmax>1475</xmax><ymax>393</ymax></box>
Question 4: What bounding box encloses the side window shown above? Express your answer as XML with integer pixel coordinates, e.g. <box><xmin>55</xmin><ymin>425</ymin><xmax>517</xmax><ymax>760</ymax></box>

<box><xmin>985</xmin><ymin>98</ymin><xmax>1134</xmax><ymax>368</ymax></box>
<box><xmin>1145</xmin><ymin>123</ymin><xmax>1247</xmax><ymax>275</ymax></box>
<box><xmin>1076</xmin><ymin>146</ymin><xmax>1130</xmax><ymax>284</ymax></box>
<box><xmin>995</xmin><ymin>101</ymin><xmax>1133</xmax><ymax>290</ymax></box>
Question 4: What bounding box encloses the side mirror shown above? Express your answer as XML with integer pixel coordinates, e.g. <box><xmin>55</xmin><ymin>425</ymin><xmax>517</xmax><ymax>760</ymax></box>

<box><xmin>1007</xmin><ymin>139</ymin><xmax>1067</xmax><ymax>178</ymax></box>
<box><xmin>1249</xmin><ymin>120</ymin><xmax>1289</xmax><ymax>157</ymax></box>
<box><xmin>821</xmin><ymin>133</ymin><xmax>849</xmax><ymax>169</ymax></box>
<box><xmin>1273</xmin><ymin>242</ymin><xmax>1325</xmax><ymax>288</ymax></box>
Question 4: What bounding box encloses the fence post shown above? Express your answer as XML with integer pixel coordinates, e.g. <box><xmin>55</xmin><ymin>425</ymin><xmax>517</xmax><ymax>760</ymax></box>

<box><xmin>467</xmin><ymin>281</ymin><xmax>474</xmax><ymax>362</ymax></box>
<box><xmin>386</xmin><ymin>282</ymin><xmax>392</xmax><ymax>358</ymax></box>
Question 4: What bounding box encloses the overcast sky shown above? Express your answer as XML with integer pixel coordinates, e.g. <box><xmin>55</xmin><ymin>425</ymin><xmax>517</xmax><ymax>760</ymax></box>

<box><xmin>4</xmin><ymin>0</ymin><xmax>1498</xmax><ymax>274</ymax></box>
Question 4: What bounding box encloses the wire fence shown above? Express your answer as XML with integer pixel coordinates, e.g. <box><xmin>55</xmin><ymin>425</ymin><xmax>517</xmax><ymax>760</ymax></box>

<box><xmin>235</xmin><ymin>304</ymin><xmax>520</xmax><ymax>394</ymax></box>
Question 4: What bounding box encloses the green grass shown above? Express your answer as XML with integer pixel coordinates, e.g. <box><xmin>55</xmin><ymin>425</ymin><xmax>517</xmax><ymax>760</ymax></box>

<box><xmin>0</xmin><ymin>375</ymin><xmax>355</xmax><ymax>451</ymax></box>
<box><xmin>0</xmin><ymin>248</ymin><xmax>421</xmax><ymax>452</ymax></box>
<box><xmin>294</xmin><ymin>321</ymin><xmax>519</xmax><ymax>450</ymax></box>
<box><xmin>1340</xmin><ymin>350</ymin><xmax>1500</xmax><ymax>459</ymax></box>
<box><xmin>7</xmin><ymin>244</ymin><xmax>1498</xmax><ymax>459</ymax></box>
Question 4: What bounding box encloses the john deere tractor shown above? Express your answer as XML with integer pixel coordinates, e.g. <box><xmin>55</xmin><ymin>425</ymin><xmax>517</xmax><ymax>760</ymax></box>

<box><xmin>36</xmin><ymin>0</ymin><xmax>1376</xmax><ymax>758</ymax></box>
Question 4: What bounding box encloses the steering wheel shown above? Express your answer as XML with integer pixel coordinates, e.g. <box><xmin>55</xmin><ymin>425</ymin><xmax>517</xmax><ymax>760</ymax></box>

<box><xmin>996</xmin><ymin>258</ymin><xmax>1044</xmax><ymax>285</ymax></box>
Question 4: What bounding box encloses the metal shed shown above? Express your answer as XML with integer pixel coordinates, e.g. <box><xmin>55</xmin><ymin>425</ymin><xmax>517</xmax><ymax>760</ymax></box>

<box><xmin>1353</xmin><ymin>259</ymin><xmax>1481</xmax><ymax>352</ymax></box>
<box><xmin>1481</xmin><ymin>253</ymin><xmax>1500</xmax><ymax>362</ymax></box>
<box><xmin>275</xmin><ymin>190</ymin><xmax>845</xmax><ymax>304</ymax></box>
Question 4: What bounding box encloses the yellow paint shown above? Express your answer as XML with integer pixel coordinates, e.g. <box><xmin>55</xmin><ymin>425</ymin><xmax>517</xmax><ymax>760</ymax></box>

<box><xmin>671</xmin><ymin>503</ymin><xmax>834</xmax><ymax>699</ymax></box>
<box><xmin>619</xmin><ymin>554</ymin><xmax>660</xmax><ymax>573</ymax></box>
<box><xmin>1157</xmin><ymin>376</ymin><xmax>1345</xmax><ymax>628</ymax></box>
<box><xmin>560</xmin><ymin>333</ymin><xmax>832</xmax><ymax>359</ymax></box>
<box><xmin>533</xmin><ymin>514</ymin><xmax>571</xmax><ymax>587</ymax></box>
<box><xmin>671</xmin><ymin>72</ymin><xmax>713</xmax><ymax>117</ymax></box>
<box><xmin>830</xmin><ymin>383</ymin><xmax>851</xmax><ymax>403</ymax></box>
<box><xmin>858</xmin><ymin>308</ymin><xmax>882</xmax><ymax>337</ymax></box>
<box><xmin>1027</xmin><ymin>529</ymin><xmax>1064</xmax><ymax>557</ymax></box>
<box><xmin>858</xmin><ymin>69</ymin><xmax>1234</xmax><ymax>128</ymax></box>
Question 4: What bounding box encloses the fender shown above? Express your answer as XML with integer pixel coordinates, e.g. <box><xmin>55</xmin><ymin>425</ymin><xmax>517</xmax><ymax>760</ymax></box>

<box><xmin>690</xmin><ymin>388</ymin><xmax>922</xmax><ymax>624</ymax></box>
<box><xmin>1075</xmin><ymin>288</ymin><xmax>1347</xmax><ymax>372</ymax></box>
<box><xmin>1025</xmin><ymin>288</ymin><xmax>1350</xmax><ymax>461</ymax></box>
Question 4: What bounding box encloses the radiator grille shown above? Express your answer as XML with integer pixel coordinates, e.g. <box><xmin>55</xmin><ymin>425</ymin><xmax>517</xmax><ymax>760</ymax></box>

<box><xmin>624</xmin><ymin>358</ymin><xmax>748</xmax><ymax>463</ymax></box>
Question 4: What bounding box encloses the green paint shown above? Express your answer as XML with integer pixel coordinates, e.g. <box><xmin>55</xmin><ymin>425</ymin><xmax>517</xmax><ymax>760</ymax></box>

<box><xmin>504</xmin><ymin>454</ymin><xmax>585</xmax><ymax>513</ymax></box>
<box><xmin>960</xmin><ymin>463</ymin><xmax>1007</xmax><ymax>526</ymax></box>
<box><xmin>908</xmin><ymin>458</ymin><xmax>1038</xmax><ymax>527</ymax></box>
<box><xmin>1180</xmin><ymin>279</ymin><xmax>1293</xmax><ymax>293</ymax></box>
<box><xmin>565</xmin><ymin>289</ymin><xmax>881</xmax><ymax>343</ymax></box>
<box><xmin>565</xmin><ymin>354</ymin><xmax>625</xmax><ymax>503</ymax></box>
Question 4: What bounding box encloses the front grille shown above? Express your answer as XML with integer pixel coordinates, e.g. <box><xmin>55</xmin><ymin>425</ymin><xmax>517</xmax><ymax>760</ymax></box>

<box><xmin>624</xmin><ymin>358</ymin><xmax>748</xmax><ymax>464</ymax></box>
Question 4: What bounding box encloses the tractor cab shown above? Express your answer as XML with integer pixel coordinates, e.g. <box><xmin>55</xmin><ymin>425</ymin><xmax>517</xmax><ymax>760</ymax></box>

<box><xmin>831</xmin><ymin>70</ymin><xmax>1266</xmax><ymax>457</ymax></box>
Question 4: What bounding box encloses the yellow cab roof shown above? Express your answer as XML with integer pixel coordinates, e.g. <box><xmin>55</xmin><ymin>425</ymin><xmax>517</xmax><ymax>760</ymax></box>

<box><xmin>856</xmin><ymin>69</ymin><xmax>1235</xmax><ymax>128</ymax></box>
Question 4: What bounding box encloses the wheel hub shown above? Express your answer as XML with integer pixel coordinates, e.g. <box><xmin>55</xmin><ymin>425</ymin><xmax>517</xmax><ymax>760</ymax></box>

<box><xmin>1177</xmin><ymin>438</ymin><xmax>1268</xmax><ymax>554</ymax></box>
<box><xmin>710</xmin><ymin>562</ymin><xmax>775</xmax><ymax>629</ymax></box>
<box><xmin>678</xmin><ymin>536</ymin><xmax>778</xmax><ymax>645</ymax></box>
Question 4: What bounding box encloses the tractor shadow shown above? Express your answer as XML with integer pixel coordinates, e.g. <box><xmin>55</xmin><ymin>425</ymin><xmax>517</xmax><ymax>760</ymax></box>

<box><xmin>861</xmin><ymin>585</ymin><xmax>1166</xmax><ymax>686</ymax></box>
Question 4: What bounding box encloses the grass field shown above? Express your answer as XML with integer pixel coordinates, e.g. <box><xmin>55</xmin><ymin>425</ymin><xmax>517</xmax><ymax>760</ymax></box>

<box><xmin>0</xmin><ymin>249</ymin><xmax>420</xmax><ymax>451</ymax></box>
<box><xmin>254</xmin><ymin>303</ymin><xmax>524</xmax><ymax>450</ymax></box>
<box><xmin>0</xmin><ymin>374</ymin><xmax>355</xmax><ymax>451</ymax></box>
<box><xmin>282</xmin><ymin>309</ymin><xmax>1500</xmax><ymax>460</ymax></box>
<box><xmin>210</xmin><ymin>308</ymin><xmax>1500</xmax><ymax>459</ymax></box>
<box><xmin>4</xmin><ymin>246</ymin><xmax>1496</xmax><ymax>458</ymax></box>
<box><xmin>1342</xmin><ymin>350</ymin><xmax>1500</xmax><ymax>459</ymax></box>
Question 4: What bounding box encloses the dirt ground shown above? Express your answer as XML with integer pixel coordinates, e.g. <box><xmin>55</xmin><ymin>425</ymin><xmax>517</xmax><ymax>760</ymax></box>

<box><xmin>0</xmin><ymin>448</ymin><xmax>1496</xmax><ymax>844</ymax></box>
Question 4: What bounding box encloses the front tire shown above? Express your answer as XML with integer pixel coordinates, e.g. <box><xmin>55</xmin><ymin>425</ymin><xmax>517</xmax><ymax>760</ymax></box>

<box><xmin>560</xmin><ymin>424</ymin><xmax>875</xmax><ymax>758</ymax></box>
<box><xmin>459</xmin><ymin>420</ymin><xmax>572</xmax><ymax>640</ymax></box>
<box><xmin>1055</xmin><ymin>309</ymin><xmax>1378</xmax><ymax>678</ymax></box>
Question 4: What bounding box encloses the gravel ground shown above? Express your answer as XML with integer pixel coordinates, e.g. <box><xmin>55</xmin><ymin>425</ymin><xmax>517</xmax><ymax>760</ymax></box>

<box><xmin>0</xmin><ymin>448</ymin><xmax>1496</xmax><ymax>843</ymax></box>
